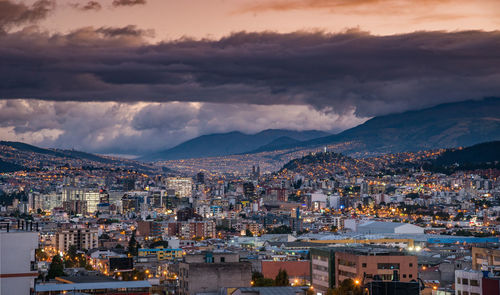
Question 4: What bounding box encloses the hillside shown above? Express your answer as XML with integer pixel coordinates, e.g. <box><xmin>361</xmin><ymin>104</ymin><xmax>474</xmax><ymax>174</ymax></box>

<box><xmin>0</xmin><ymin>159</ymin><xmax>25</xmax><ymax>173</ymax></box>
<box><xmin>433</xmin><ymin>141</ymin><xmax>500</xmax><ymax>166</ymax></box>
<box><xmin>254</xmin><ymin>97</ymin><xmax>500</xmax><ymax>155</ymax></box>
<box><xmin>0</xmin><ymin>141</ymin><xmax>161</xmax><ymax>173</ymax></box>
<box><xmin>141</xmin><ymin>129</ymin><xmax>330</xmax><ymax>161</ymax></box>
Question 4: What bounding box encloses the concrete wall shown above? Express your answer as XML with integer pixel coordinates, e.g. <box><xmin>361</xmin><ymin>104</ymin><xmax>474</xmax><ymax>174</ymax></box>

<box><xmin>0</xmin><ymin>231</ymin><xmax>38</xmax><ymax>295</ymax></box>
<box><xmin>179</xmin><ymin>262</ymin><xmax>252</xmax><ymax>295</ymax></box>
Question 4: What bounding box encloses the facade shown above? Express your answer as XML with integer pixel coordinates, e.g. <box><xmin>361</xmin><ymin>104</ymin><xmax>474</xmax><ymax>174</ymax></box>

<box><xmin>310</xmin><ymin>248</ymin><xmax>336</xmax><ymax>293</ymax></box>
<box><xmin>261</xmin><ymin>260</ymin><xmax>311</xmax><ymax>285</ymax></box>
<box><xmin>334</xmin><ymin>249</ymin><xmax>417</xmax><ymax>285</ymax></box>
<box><xmin>455</xmin><ymin>269</ymin><xmax>483</xmax><ymax>295</ymax></box>
<box><xmin>166</xmin><ymin>177</ymin><xmax>193</xmax><ymax>198</ymax></box>
<box><xmin>471</xmin><ymin>247</ymin><xmax>500</xmax><ymax>271</ymax></box>
<box><xmin>55</xmin><ymin>227</ymin><xmax>98</xmax><ymax>252</ymax></box>
<box><xmin>61</xmin><ymin>187</ymin><xmax>101</xmax><ymax>214</ymax></box>
<box><xmin>0</xmin><ymin>230</ymin><xmax>39</xmax><ymax>295</ymax></box>
<box><xmin>178</xmin><ymin>252</ymin><xmax>252</xmax><ymax>295</ymax></box>
<box><xmin>310</xmin><ymin>247</ymin><xmax>418</xmax><ymax>294</ymax></box>
<box><xmin>180</xmin><ymin>220</ymin><xmax>216</xmax><ymax>239</ymax></box>
<box><xmin>137</xmin><ymin>220</ymin><xmax>162</xmax><ymax>237</ymax></box>
<box><xmin>138</xmin><ymin>248</ymin><xmax>183</xmax><ymax>261</ymax></box>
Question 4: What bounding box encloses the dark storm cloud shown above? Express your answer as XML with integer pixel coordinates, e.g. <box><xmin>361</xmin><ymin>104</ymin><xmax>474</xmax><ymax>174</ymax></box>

<box><xmin>0</xmin><ymin>0</ymin><xmax>55</xmax><ymax>32</ymax></box>
<box><xmin>1</xmin><ymin>28</ymin><xmax>500</xmax><ymax>117</ymax></box>
<box><xmin>72</xmin><ymin>1</ymin><xmax>102</xmax><ymax>11</ymax></box>
<box><xmin>112</xmin><ymin>0</ymin><xmax>146</xmax><ymax>7</ymax></box>
<box><xmin>96</xmin><ymin>25</ymin><xmax>154</xmax><ymax>37</ymax></box>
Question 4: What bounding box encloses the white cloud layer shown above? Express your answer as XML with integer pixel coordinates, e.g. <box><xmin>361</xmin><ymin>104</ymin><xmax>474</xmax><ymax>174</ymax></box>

<box><xmin>0</xmin><ymin>99</ymin><xmax>367</xmax><ymax>155</ymax></box>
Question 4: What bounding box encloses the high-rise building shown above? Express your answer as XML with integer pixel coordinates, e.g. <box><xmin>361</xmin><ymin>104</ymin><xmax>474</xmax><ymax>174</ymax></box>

<box><xmin>166</xmin><ymin>177</ymin><xmax>193</xmax><ymax>198</ymax></box>
<box><xmin>61</xmin><ymin>187</ymin><xmax>100</xmax><ymax>214</ymax></box>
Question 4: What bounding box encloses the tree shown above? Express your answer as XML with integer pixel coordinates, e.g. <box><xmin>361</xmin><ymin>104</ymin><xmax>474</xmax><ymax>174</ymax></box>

<box><xmin>252</xmin><ymin>272</ymin><xmax>275</xmax><ymax>287</ymax></box>
<box><xmin>65</xmin><ymin>245</ymin><xmax>87</xmax><ymax>268</ymax></box>
<box><xmin>128</xmin><ymin>231</ymin><xmax>140</xmax><ymax>256</ymax></box>
<box><xmin>274</xmin><ymin>269</ymin><xmax>289</xmax><ymax>286</ymax></box>
<box><xmin>47</xmin><ymin>255</ymin><xmax>65</xmax><ymax>279</ymax></box>
<box><xmin>245</xmin><ymin>229</ymin><xmax>254</xmax><ymax>237</ymax></box>
<box><xmin>454</xmin><ymin>212</ymin><xmax>464</xmax><ymax>221</ymax></box>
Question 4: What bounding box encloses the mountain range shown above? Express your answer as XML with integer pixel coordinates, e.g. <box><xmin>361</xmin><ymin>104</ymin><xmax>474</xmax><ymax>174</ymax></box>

<box><xmin>0</xmin><ymin>141</ymin><xmax>159</xmax><ymax>173</ymax></box>
<box><xmin>140</xmin><ymin>129</ymin><xmax>330</xmax><ymax>161</ymax></box>
<box><xmin>141</xmin><ymin>97</ymin><xmax>500</xmax><ymax>161</ymax></box>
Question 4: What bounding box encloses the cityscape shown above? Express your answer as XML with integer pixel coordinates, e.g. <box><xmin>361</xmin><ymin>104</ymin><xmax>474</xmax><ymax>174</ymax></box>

<box><xmin>1</xmin><ymin>1</ymin><xmax>500</xmax><ymax>295</ymax></box>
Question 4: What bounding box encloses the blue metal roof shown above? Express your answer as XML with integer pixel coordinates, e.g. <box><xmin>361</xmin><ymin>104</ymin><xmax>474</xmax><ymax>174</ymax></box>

<box><xmin>427</xmin><ymin>237</ymin><xmax>499</xmax><ymax>243</ymax></box>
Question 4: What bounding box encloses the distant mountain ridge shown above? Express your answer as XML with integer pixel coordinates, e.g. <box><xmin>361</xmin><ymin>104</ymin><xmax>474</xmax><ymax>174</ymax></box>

<box><xmin>247</xmin><ymin>97</ymin><xmax>500</xmax><ymax>156</ymax></box>
<box><xmin>140</xmin><ymin>129</ymin><xmax>330</xmax><ymax>161</ymax></box>
<box><xmin>0</xmin><ymin>141</ymin><xmax>159</xmax><ymax>173</ymax></box>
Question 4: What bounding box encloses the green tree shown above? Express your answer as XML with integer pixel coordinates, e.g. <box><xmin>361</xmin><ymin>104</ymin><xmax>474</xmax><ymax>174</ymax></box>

<box><xmin>274</xmin><ymin>269</ymin><xmax>289</xmax><ymax>286</ymax></box>
<box><xmin>252</xmin><ymin>272</ymin><xmax>274</xmax><ymax>286</ymax></box>
<box><xmin>64</xmin><ymin>245</ymin><xmax>87</xmax><ymax>268</ymax></box>
<box><xmin>47</xmin><ymin>255</ymin><xmax>65</xmax><ymax>279</ymax></box>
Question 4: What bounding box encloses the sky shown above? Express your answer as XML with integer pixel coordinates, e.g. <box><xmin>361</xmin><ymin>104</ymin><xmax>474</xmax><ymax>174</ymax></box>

<box><xmin>0</xmin><ymin>0</ymin><xmax>499</xmax><ymax>155</ymax></box>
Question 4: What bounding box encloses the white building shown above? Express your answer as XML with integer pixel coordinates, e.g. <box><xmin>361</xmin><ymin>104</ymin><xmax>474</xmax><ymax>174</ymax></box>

<box><xmin>0</xmin><ymin>230</ymin><xmax>39</xmax><ymax>295</ymax></box>
<box><xmin>356</xmin><ymin>221</ymin><xmax>424</xmax><ymax>234</ymax></box>
<box><xmin>455</xmin><ymin>269</ymin><xmax>483</xmax><ymax>295</ymax></box>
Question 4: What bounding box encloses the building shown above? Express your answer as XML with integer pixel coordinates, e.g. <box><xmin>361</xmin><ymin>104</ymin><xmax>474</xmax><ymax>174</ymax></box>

<box><xmin>310</xmin><ymin>247</ymin><xmax>418</xmax><ymax>294</ymax></box>
<box><xmin>180</xmin><ymin>220</ymin><xmax>216</xmax><ymax>239</ymax></box>
<box><xmin>178</xmin><ymin>252</ymin><xmax>252</xmax><ymax>295</ymax></box>
<box><xmin>62</xmin><ymin>187</ymin><xmax>100</xmax><ymax>214</ymax></box>
<box><xmin>356</xmin><ymin>221</ymin><xmax>424</xmax><ymax>234</ymax></box>
<box><xmin>455</xmin><ymin>269</ymin><xmax>483</xmax><ymax>295</ymax></box>
<box><xmin>261</xmin><ymin>260</ymin><xmax>311</xmax><ymax>285</ymax></box>
<box><xmin>223</xmin><ymin>286</ymin><xmax>309</xmax><ymax>295</ymax></box>
<box><xmin>0</xmin><ymin>224</ymin><xmax>39</xmax><ymax>295</ymax></box>
<box><xmin>166</xmin><ymin>177</ymin><xmax>193</xmax><ymax>198</ymax></box>
<box><xmin>137</xmin><ymin>220</ymin><xmax>162</xmax><ymax>237</ymax></box>
<box><xmin>472</xmin><ymin>247</ymin><xmax>500</xmax><ymax>271</ymax></box>
<box><xmin>34</xmin><ymin>280</ymin><xmax>151</xmax><ymax>294</ymax></box>
<box><xmin>138</xmin><ymin>248</ymin><xmax>183</xmax><ymax>261</ymax></box>
<box><xmin>55</xmin><ymin>227</ymin><xmax>98</xmax><ymax>252</ymax></box>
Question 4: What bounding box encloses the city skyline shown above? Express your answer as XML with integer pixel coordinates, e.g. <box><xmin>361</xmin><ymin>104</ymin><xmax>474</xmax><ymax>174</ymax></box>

<box><xmin>0</xmin><ymin>0</ymin><xmax>500</xmax><ymax>155</ymax></box>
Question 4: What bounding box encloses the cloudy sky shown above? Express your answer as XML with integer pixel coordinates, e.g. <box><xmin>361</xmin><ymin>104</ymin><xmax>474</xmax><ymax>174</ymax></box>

<box><xmin>1</xmin><ymin>0</ymin><xmax>500</xmax><ymax>155</ymax></box>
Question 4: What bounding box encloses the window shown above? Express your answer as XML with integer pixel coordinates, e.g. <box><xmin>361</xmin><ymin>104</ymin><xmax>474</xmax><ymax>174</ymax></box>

<box><xmin>403</xmin><ymin>274</ymin><xmax>407</xmax><ymax>278</ymax></box>
<box><xmin>220</xmin><ymin>257</ymin><xmax>225</xmax><ymax>262</ymax></box>
<box><xmin>362</xmin><ymin>263</ymin><xmax>367</xmax><ymax>267</ymax></box>
<box><xmin>409</xmin><ymin>263</ymin><xmax>413</xmax><ymax>267</ymax></box>
<box><xmin>409</xmin><ymin>274</ymin><xmax>413</xmax><ymax>278</ymax></box>
<box><xmin>470</xmin><ymin>280</ymin><xmax>479</xmax><ymax>286</ymax></box>
<box><xmin>457</xmin><ymin>278</ymin><xmax>461</xmax><ymax>284</ymax></box>
<box><xmin>462</xmin><ymin>278</ymin><xmax>469</xmax><ymax>285</ymax></box>
<box><xmin>377</xmin><ymin>263</ymin><xmax>400</xmax><ymax>270</ymax></box>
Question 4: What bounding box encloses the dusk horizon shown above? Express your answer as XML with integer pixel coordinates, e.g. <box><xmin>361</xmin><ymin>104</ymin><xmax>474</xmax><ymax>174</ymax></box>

<box><xmin>1</xmin><ymin>1</ymin><xmax>500</xmax><ymax>295</ymax></box>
